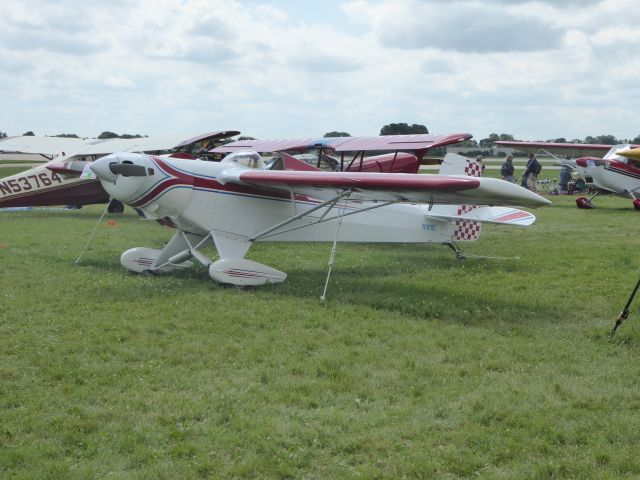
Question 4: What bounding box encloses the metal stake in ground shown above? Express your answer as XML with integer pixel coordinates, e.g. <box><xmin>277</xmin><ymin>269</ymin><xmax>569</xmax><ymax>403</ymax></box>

<box><xmin>610</xmin><ymin>274</ymin><xmax>640</xmax><ymax>338</ymax></box>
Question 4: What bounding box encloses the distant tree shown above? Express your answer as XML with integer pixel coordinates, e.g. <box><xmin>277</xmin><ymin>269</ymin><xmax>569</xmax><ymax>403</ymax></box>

<box><xmin>570</xmin><ymin>138</ymin><xmax>583</xmax><ymax>144</ymax></box>
<box><xmin>478</xmin><ymin>133</ymin><xmax>516</xmax><ymax>148</ymax></box>
<box><xmin>594</xmin><ymin>134</ymin><xmax>618</xmax><ymax>145</ymax></box>
<box><xmin>324</xmin><ymin>131</ymin><xmax>351</xmax><ymax>138</ymax></box>
<box><xmin>98</xmin><ymin>131</ymin><xmax>119</xmax><ymax>139</ymax></box>
<box><xmin>552</xmin><ymin>137</ymin><xmax>567</xmax><ymax>143</ymax></box>
<box><xmin>584</xmin><ymin>136</ymin><xmax>598</xmax><ymax>144</ymax></box>
<box><xmin>120</xmin><ymin>134</ymin><xmax>145</xmax><ymax>139</ymax></box>
<box><xmin>23</xmin><ymin>131</ymin><xmax>35</xmax><ymax>136</ymax></box>
<box><xmin>379</xmin><ymin>123</ymin><xmax>428</xmax><ymax>135</ymax></box>
<box><xmin>0</xmin><ymin>131</ymin><xmax>6</xmax><ymax>138</ymax></box>
<box><xmin>237</xmin><ymin>136</ymin><xmax>256</xmax><ymax>141</ymax></box>
<box><xmin>53</xmin><ymin>133</ymin><xmax>80</xmax><ymax>138</ymax></box>
<box><xmin>457</xmin><ymin>139</ymin><xmax>478</xmax><ymax>147</ymax></box>
<box><xmin>632</xmin><ymin>135</ymin><xmax>640</xmax><ymax>144</ymax></box>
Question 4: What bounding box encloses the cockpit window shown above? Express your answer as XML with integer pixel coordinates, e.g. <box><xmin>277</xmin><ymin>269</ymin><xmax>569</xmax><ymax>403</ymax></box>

<box><xmin>221</xmin><ymin>150</ymin><xmax>264</xmax><ymax>169</ymax></box>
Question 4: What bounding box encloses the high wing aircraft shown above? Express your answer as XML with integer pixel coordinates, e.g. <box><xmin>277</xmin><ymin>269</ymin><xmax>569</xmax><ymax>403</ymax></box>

<box><xmin>0</xmin><ymin>131</ymin><xmax>240</xmax><ymax>212</ymax></box>
<box><xmin>87</xmin><ymin>148</ymin><xmax>550</xmax><ymax>288</ymax></box>
<box><xmin>495</xmin><ymin>140</ymin><xmax>640</xmax><ymax>210</ymax></box>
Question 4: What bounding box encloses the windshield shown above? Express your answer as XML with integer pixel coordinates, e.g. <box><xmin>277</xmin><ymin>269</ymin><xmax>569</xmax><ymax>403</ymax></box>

<box><xmin>603</xmin><ymin>143</ymin><xmax>631</xmax><ymax>162</ymax></box>
<box><xmin>221</xmin><ymin>150</ymin><xmax>264</xmax><ymax>169</ymax></box>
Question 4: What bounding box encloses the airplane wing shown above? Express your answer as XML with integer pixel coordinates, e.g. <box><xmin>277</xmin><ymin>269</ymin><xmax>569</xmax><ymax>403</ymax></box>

<box><xmin>495</xmin><ymin>140</ymin><xmax>612</xmax><ymax>158</ymax></box>
<box><xmin>218</xmin><ymin>169</ymin><xmax>550</xmax><ymax>208</ymax></box>
<box><xmin>0</xmin><ymin>136</ymin><xmax>86</xmax><ymax>156</ymax></box>
<box><xmin>69</xmin><ymin>130</ymin><xmax>240</xmax><ymax>156</ymax></box>
<box><xmin>0</xmin><ymin>131</ymin><xmax>240</xmax><ymax>159</ymax></box>
<box><xmin>213</xmin><ymin>133</ymin><xmax>472</xmax><ymax>154</ymax></box>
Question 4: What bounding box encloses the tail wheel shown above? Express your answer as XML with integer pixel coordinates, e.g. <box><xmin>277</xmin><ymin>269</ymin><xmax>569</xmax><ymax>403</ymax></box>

<box><xmin>576</xmin><ymin>196</ymin><xmax>594</xmax><ymax>209</ymax></box>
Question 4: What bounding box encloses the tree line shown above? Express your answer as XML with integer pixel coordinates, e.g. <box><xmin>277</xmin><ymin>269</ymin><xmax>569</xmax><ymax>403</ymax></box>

<box><xmin>3</xmin><ymin>126</ymin><xmax>639</xmax><ymax>146</ymax></box>
<box><xmin>0</xmin><ymin>131</ymin><xmax>148</xmax><ymax>139</ymax></box>
<box><xmin>472</xmin><ymin>133</ymin><xmax>640</xmax><ymax>148</ymax></box>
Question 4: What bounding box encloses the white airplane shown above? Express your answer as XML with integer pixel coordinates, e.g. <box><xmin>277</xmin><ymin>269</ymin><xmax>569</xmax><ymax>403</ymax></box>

<box><xmin>0</xmin><ymin>131</ymin><xmax>240</xmax><ymax>212</ymax></box>
<box><xmin>496</xmin><ymin>140</ymin><xmax>640</xmax><ymax>209</ymax></box>
<box><xmin>87</xmin><ymin>144</ymin><xmax>550</xmax><ymax>288</ymax></box>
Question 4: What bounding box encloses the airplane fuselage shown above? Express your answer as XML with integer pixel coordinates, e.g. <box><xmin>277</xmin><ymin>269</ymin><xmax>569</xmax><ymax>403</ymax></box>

<box><xmin>0</xmin><ymin>163</ymin><xmax>107</xmax><ymax>208</ymax></box>
<box><xmin>102</xmin><ymin>155</ymin><xmax>455</xmax><ymax>245</ymax></box>
<box><xmin>575</xmin><ymin>156</ymin><xmax>640</xmax><ymax>200</ymax></box>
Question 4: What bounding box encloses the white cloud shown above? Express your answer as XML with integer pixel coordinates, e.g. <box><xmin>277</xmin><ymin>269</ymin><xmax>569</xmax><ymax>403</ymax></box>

<box><xmin>0</xmin><ymin>0</ymin><xmax>639</xmax><ymax>141</ymax></box>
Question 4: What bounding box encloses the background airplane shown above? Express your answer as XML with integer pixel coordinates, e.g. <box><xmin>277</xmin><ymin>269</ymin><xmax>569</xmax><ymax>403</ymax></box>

<box><xmin>213</xmin><ymin>133</ymin><xmax>473</xmax><ymax>173</ymax></box>
<box><xmin>0</xmin><ymin>131</ymin><xmax>240</xmax><ymax>212</ymax></box>
<box><xmin>87</xmin><ymin>148</ymin><xmax>550</xmax><ymax>288</ymax></box>
<box><xmin>495</xmin><ymin>140</ymin><xmax>640</xmax><ymax>210</ymax></box>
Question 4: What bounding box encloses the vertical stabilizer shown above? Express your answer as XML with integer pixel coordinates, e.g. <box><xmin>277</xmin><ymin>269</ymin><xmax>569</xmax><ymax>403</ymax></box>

<box><xmin>436</xmin><ymin>152</ymin><xmax>483</xmax><ymax>241</ymax></box>
<box><xmin>439</xmin><ymin>152</ymin><xmax>483</xmax><ymax>177</ymax></box>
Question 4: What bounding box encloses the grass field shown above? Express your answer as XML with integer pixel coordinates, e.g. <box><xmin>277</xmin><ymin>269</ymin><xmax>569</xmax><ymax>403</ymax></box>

<box><xmin>2</xmin><ymin>169</ymin><xmax>640</xmax><ymax>478</ymax></box>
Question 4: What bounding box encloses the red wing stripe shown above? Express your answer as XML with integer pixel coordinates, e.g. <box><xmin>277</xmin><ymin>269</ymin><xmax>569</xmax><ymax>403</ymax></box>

<box><xmin>490</xmin><ymin>211</ymin><xmax>532</xmax><ymax>222</ymax></box>
<box><xmin>239</xmin><ymin>172</ymin><xmax>479</xmax><ymax>191</ymax></box>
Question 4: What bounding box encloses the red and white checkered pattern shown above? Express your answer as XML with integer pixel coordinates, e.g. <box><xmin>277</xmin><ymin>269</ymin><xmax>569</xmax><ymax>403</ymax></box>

<box><xmin>463</xmin><ymin>159</ymin><xmax>482</xmax><ymax>177</ymax></box>
<box><xmin>453</xmin><ymin>204</ymin><xmax>481</xmax><ymax>241</ymax></box>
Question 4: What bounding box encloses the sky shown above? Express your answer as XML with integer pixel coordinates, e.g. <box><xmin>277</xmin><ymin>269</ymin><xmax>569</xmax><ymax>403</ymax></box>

<box><xmin>1</xmin><ymin>0</ymin><xmax>639</xmax><ymax>142</ymax></box>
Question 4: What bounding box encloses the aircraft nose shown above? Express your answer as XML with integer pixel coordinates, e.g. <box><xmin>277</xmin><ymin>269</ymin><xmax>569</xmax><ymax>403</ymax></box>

<box><xmin>90</xmin><ymin>155</ymin><xmax>118</xmax><ymax>183</ymax></box>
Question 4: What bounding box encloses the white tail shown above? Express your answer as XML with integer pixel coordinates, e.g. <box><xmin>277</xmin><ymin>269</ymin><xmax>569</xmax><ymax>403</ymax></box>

<box><xmin>436</xmin><ymin>153</ymin><xmax>483</xmax><ymax>241</ymax></box>
<box><xmin>429</xmin><ymin>153</ymin><xmax>536</xmax><ymax>242</ymax></box>
<box><xmin>439</xmin><ymin>152</ymin><xmax>484</xmax><ymax>177</ymax></box>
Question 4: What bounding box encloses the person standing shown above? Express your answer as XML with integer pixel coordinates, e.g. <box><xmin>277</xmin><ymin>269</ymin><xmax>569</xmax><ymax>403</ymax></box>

<box><xmin>524</xmin><ymin>153</ymin><xmax>541</xmax><ymax>192</ymax></box>
<box><xmin>559</xmin><ymin>155</ymin><xmax>572</xmax><ymax>192</ymax></box>
<box><xmin>500</xmin><ymin>154</ymin><xmax>516</xmax><ymax>183</ymax></box>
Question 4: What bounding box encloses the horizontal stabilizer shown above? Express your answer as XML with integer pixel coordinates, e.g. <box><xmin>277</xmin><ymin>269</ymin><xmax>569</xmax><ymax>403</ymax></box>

<box><xmin>428</xmin><ymin>206</ymin><xmax>536</xmax><ymax>226</ymax></box>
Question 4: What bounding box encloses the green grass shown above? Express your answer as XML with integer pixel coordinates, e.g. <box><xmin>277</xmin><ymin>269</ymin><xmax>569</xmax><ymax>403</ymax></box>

<box><xmin>0</xmin><ymin>167</ymin><xmax>33</xmax><ymax>178</ymax></box>
<box><xmin>2</xmin><ymin>189</ymin><xmax>640</xmax><ymax>478</ymax></box>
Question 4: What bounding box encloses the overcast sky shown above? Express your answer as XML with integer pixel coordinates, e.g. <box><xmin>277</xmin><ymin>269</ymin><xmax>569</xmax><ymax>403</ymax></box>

<box><xmin>1</xmin><ymin>0</ymin><xmax>639</xmax><ymax>141</ymax></box>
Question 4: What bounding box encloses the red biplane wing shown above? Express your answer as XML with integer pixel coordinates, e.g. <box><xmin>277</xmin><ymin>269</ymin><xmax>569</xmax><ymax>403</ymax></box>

<box><xmin>219</xmin><ymin>169</ymin><xmax>550</xmax><ymax>208</ymax></box>
<box><xmin>213</xmin><ymin>133</ymin><xmax>472</xmax><ymax>154</ymax></box>
<box><xmin>495</xmin><ymin>140</ymin><xmax>613</xmax><ymax>158</ymax></box>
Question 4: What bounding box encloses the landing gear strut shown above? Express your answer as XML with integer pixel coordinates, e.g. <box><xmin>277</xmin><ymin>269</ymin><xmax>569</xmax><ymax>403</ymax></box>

<box><xmin>445</xmin><ymin>242</ymin><xmax>466</xmax><ymax>260</ymax></box>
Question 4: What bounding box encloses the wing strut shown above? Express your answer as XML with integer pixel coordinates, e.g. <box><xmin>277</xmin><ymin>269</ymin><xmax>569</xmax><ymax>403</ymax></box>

<box><xmin>249</xmin><ymin>190</ymin><xmax>352</xmax><ymax>241</ymax></box>
<box><xmin>320</xmin><ymin>193</ymin><xmax>351</xmax><ymax>301</ymax></box>
<box><xmin>254</xmin><ymin>199</ymin><xmax>397</xmax><ymax>241</ymax></box>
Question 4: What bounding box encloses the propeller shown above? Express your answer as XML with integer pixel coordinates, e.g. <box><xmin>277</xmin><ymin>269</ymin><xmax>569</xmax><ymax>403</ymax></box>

<box><xmin>109</xmin><ymin>162</ymin><xmax>149</xmax><ymax>176</ymax></box>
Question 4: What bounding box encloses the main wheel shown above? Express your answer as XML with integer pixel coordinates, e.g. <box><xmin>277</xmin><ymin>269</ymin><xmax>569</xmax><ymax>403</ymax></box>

<box><xmin>576</xmin><ymin>196</ymin><xmax>594</xmax><ymax>209</ymax></box>
<box><xmin>107</xmin><ymin>199</ymin><xmax>125</xmax><ymax>214</ymax></box>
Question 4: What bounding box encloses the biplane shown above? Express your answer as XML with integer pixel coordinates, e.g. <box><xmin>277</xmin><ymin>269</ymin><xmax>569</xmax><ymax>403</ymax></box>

<box><xmin>86</xmin><ymin>134</ymin><xmax>550</xmax><ymax>288</ymax></box>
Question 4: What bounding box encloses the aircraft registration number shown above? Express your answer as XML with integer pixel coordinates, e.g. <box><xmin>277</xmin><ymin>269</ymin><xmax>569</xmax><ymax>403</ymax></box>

<box><xmin>0</xmin><ymin>172</ymin><xmax>63</xmax><ymax>195</ymax></box>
